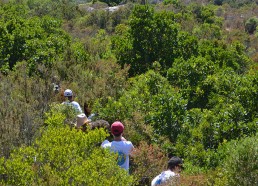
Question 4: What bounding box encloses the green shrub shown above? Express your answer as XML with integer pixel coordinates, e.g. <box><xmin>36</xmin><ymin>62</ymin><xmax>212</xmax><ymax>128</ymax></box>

<box><xmin>44</xmin><ymin>103</ymin><xmax>78</xmax><ymax>127</ymax></box>
<box><xmin>1</xmin><ymin>125</ymin><xmax>134</xmax><ymax>185</ymax></box>
<box><xmin>245</xmin><ymin>17</ymin><xmax>258</xmax><ymax>34</ymax></box>
<box><xmin>94</xmin><ymin>70</ymin><xmax>187</xmax><ymax>142</ymax></box>
<box><xmin>213</xmin><ymin>134</ymin><xmax>258</xmax><ymax>186</ymax></box>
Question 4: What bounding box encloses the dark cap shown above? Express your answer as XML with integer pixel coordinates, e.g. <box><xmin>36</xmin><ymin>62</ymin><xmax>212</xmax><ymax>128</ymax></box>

<box><xmin>168</xmin><ymin>156</ymin><xmax>183</xmax><ymax>169</ymax></box>
<box><xmin>111</xmin><ymin>121</ymin><xmax>124</xmax><ymax>135</ymax></box>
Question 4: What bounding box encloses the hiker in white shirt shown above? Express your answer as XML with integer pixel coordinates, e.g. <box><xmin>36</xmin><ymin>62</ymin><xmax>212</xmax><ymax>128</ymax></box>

<box><xmin>151</xmin><ymin>156</ymin><xmax>184</xmax><ymax>186</ymax></box>
<box><xmin>62</xmin><ymin>89</ymin><xmax>83</xmax><ymax>114</ymax></box>
<box><xmin>101</xmin><ymin>121</ymin><xmax>134</xmax><ymax>171</ymax></box>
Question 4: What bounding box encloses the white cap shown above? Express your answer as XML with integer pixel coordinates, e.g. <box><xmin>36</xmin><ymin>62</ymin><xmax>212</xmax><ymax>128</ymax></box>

<box><xmin>64</xmin><ymin>89</ymin><xmax>73</xmax><ymax>97</ymax></box>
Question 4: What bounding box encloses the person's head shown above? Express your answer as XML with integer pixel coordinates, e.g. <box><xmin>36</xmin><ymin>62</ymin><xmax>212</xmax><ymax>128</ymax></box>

<box><xmin>53</xmin><ymin>83</ymin><xmax>60</xmax><ymax>94</ymax></box>
<box><xmin>64</xmin><ymin>89</ymin><xmax>73</xmax><ymax>101</ymax></box>
<box><xmin>167</xmin><ymin>156</ymin><xmax>183</xmax><ymax>173</ymax></box>
<box><xmin>111</xmin><ymin>121</ymin><xmax>124</xmax><ymax>137</ymax></box>
<box><xmin>76</xmin><ymin>113</ymin><xmax>90</xmax><ymax>131</ymax></box>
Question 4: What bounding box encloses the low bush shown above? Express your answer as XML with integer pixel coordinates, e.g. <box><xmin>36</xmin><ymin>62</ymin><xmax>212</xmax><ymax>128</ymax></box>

<box><xmin>0</xmin><ymin>109</ymin><xmax>134</xmax><ymax>185</ymax></box>
<box><xmin>212</xmin><ymin>134</ymin><xmax>258</xmax><ymax>186</ymax></box>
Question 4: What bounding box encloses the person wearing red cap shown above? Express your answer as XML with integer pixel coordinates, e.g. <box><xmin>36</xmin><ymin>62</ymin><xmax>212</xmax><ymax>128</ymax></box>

<box><xmin>101</xmin><ymin>121</ymin><xmax>134</xmax><ymax>171</ymax></box>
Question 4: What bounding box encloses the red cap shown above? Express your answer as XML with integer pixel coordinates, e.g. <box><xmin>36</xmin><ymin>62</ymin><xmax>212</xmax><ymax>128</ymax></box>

<box><xmin>111</xmin><ymin>121</ymin><xmax>124</xmax><ymax>135</ymax></box>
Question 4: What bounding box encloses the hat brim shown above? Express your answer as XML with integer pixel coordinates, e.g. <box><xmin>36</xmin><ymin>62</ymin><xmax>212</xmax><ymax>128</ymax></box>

<box><xmin>76</xmin><ymin>118</ymin><xmax>91</xmax><ymax>128</ymax></box>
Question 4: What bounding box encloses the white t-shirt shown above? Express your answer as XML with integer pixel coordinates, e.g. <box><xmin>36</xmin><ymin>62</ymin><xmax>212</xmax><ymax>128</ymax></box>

<box><xmin>151</xmin><ymin>170</ymin><xmax>179</xmax><ymax>186</ymax></box>
<box><xmin>62</xmin><ymin>101</ymin><xmax>83</xmax><ymax>113</ymax></box>
<box><xmin>101</xmin><ymin>140</ymin><xmax>134</xmax><ymax>171</ymax></box>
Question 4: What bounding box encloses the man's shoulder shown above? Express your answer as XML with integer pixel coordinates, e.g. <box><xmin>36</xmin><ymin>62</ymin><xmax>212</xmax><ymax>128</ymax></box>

<box><xmin>151</xmin><ymin>170</ymin><xmax>176</xmax><ymax>186</ymax></box>
<box><xmin>101</xmin><ymin>140</ymin><xmax>111</xmax><ymax>148</ymax></box>
<box><xmin>164</xmin><ymin>170</ymin><xmax>176</xmax><ymax>177</ymax></box>
<box><xmin>119</xmin><ymin>140</ymin><xmax>134</xmax><ymax>150</ymax></box>
<box><xmin>115</xmin><ymin>140</ymin><xmax>133</xmax><ymax>146</ymax></box>
<box><xmin>124</xmin><ymin>140</ymin><xmax>133</xmax><ymax>145</ymax></box>
<box><xmin>71</xmin><ymin>101</ymin><xmax>80</xmax><ymax>105</ymax></box>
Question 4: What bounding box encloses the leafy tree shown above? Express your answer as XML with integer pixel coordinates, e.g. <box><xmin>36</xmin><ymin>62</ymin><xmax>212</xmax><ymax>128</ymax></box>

<box><xmin>193</xmin><ymin>23</ymin><xmax>222</xmax><ymax>40</ymax></box>
<box><xmin>175</xmin><ymin>106</ymin><xmax>257</xmax><ymax>169</ymax></box>
<box><xmin>167</xmin><ymin>41</ymin><xmax>253</xmax><ymax>110</ymax></box>
<box><xmin>170</xmin><ymin>66</ymin><xmax>257</xmax><ymax>168</ymax></box>
<box><xmin>213</xmin><ymin>135</ymin><xmax>258</xmax><ymax>186</ymax></box>
<box><xmin>192</xmin><ymin>5</ymin><xmax>216</xmax><ymax>24</ymax></box>
<box><xmin>113</xmin><ymin>5</ymin><xmax>198</xmax><ymax>76</ymax></box>
<box><xmin>0</xmin><ymin>3</ymin><xmax>29</xmax><ymax>71</ymax></box>
<box><xmin>236</xmin><ymin>70</ymin><xmax>258</xmax><ymax>121</ymax></box>
<box><xmin>85</xmin><ymin>29</ymin><xmax>113</xmax><ymax>59</ymax></box>
<box><xmin>69</xmin><ymin>40</ymin><xmax>90</xmax><ymax>64</ymax></box>
<box><xmin>198</xmin><ymin>40</ymin><xmax>251</xmax><ymax>74</ymax></box>
<box><xmin>167</xmin><ymin>56</ymin><xmax>216</xmax><ymax>109</ymax></box>
<box><xmin>111</xmin><ymin>23</ymin><xmax>133</xmax><ymax>67</ymax></box>
<box><xmin>94</xmin><ymin>70</ymin><xmax>187</xmax><ymax>142</ymax></box>
<box><xmin>0</xmin><ymin>3</ymin><xmax>70</xmax><ymax>75</ymax></box>
<box><xmin>245</xmin><ymin>16</ymin><xmax>258</xmax><ymax>34</ymax></box>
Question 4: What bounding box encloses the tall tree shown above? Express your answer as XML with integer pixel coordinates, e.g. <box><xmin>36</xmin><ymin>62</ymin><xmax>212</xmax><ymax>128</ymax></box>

<box><xmin>112</xmin><ymin>5</ymin><xmax>198</xmax><ymax>76</ymax></box>
<box><xmin>0</xmin><ymin>3</ymin><xmax>70</xmax><ymax>75</ymax></box>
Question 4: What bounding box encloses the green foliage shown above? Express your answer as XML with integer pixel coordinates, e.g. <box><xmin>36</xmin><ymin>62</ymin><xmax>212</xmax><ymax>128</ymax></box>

<box><xmin>0</xmin><ymin>1</ymin><xmax>258</xmax><ymax>184</ymax></box>
<box><xmin>85</xmin><ymin>29</ymin><xmax>113</xmax><ymax>59</ymax></box>
<box><xmin>167</xmin><ymin>50</ymin><xmax>251</xmax><ymax>110</ymax></box>
<box><xmin>163</xmin><ymin>0</ymin><xmax>180</xmax><ymax>6</ymax></box>
<box><xmin>94</xmin><ymin>70</ymin><xmax>187</xmax><ymax>142</ymax></box>
<box><xmin>113</xmin><ymin>5</ymin><xmax>198</xmax><ymax>76</ymax></box>
<box><xmin>26</xmin><ymin>0</ymin><xmax>79</xmax><ymax>20</ymax></box>
<box><xmin>0</xmin><ymin>3</ymin><xmax>70</xmax><ymax>75</ymax></box>
<box><xmin>44</xmin><ymin>103</ymin><xmax>77</xmax><ymax>127</ymax></box>
<box><xmin>174</xmin><ymin>67</ymin><xmax>258</xmax><ymax>168</ymax></box>
<box><xmin>60</xmin><ymin>57</ymin><xmax>129</xmax><ymax>108</ymax></box>
<box><xmin>70</xmin><ymin>40</ymin><xmax>90</xmax><ymax>64</ymax></box>
<box><xmin>111</xmin><ymin>23</ymin><xmax>132</xmax><ymax>65</ymax></box>
<box><xmin>1</xmin><ymin>124</ymin><xmax>134</xmax><ymax>185</ymax></box>
<box><xmin>0</xmin><ymin>157</ymin><xmax>5</xmax><ymax>175</ymax></box>
<box><xmin>0</xmin><ymin>3</ymin><xmax>29</xmax><ymax>71</ymax></box>
<box><xmin>75</xmin><ymin>4</ymin><xmax>132</xmax><ymax>32</ymax></box>
<box><xmin>193</xmin><ymin>23</ymin><xmax>222</xmax><ymax>40</ymax></box>
<box><xmin>198</xmin><ymin>40</ymin><xmax>251</xmax><ymax>74</ymax></box>
<box><xmin>215</xmin><ymin>0</ymin><xmax>257</xmax><ymax>8</ymax></box>
<box><xmin>168</xmin><ymin>56</ymin><xmax>215</xmax><ymax>88</ymax></box>
<box><xmin>192</xmin><ymin>5</ymin><xmax>217</xmax><ymax>24</ymax></box>
<box><xmin>176</xmin><ymin>105</ymin><xmax>257</xmax><ymax>168</ymax></box>
<box><xmin>202</xmin><ymin>69</ymin><xmax>258</xmax><ymax>121</ymax></box>
<box><xmin>245</xmin><ymin>16</ymin><xmax>258</xmax><ymax>34</ymax></box>
<box><xmin>0</xmin><ymin>61</ymin><xmax>56</xmax><ymax>157</ymax></box>
<box><xmin>213</xmin><ymin>134</ymin><xmax>258</xmax><ymax>186</ymax></box>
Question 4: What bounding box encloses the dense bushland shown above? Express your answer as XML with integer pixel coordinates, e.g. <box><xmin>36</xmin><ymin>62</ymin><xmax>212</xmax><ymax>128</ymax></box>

<box><xmin>1</xmin><ymin>105</ymin><xmax>134</xmax><ymax>185</ymax></box>
<box><xmin>0</xmin><ymin>0</ymin><xmax>257</xmax><ymax>185</ymax></box>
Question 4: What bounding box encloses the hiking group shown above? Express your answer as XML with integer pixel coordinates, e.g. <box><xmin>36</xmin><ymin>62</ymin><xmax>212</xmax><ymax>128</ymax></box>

<box><xmin>61</xmin><ymin>88</ymin><xmax>183</xmax><ymax>185</ymax></box>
